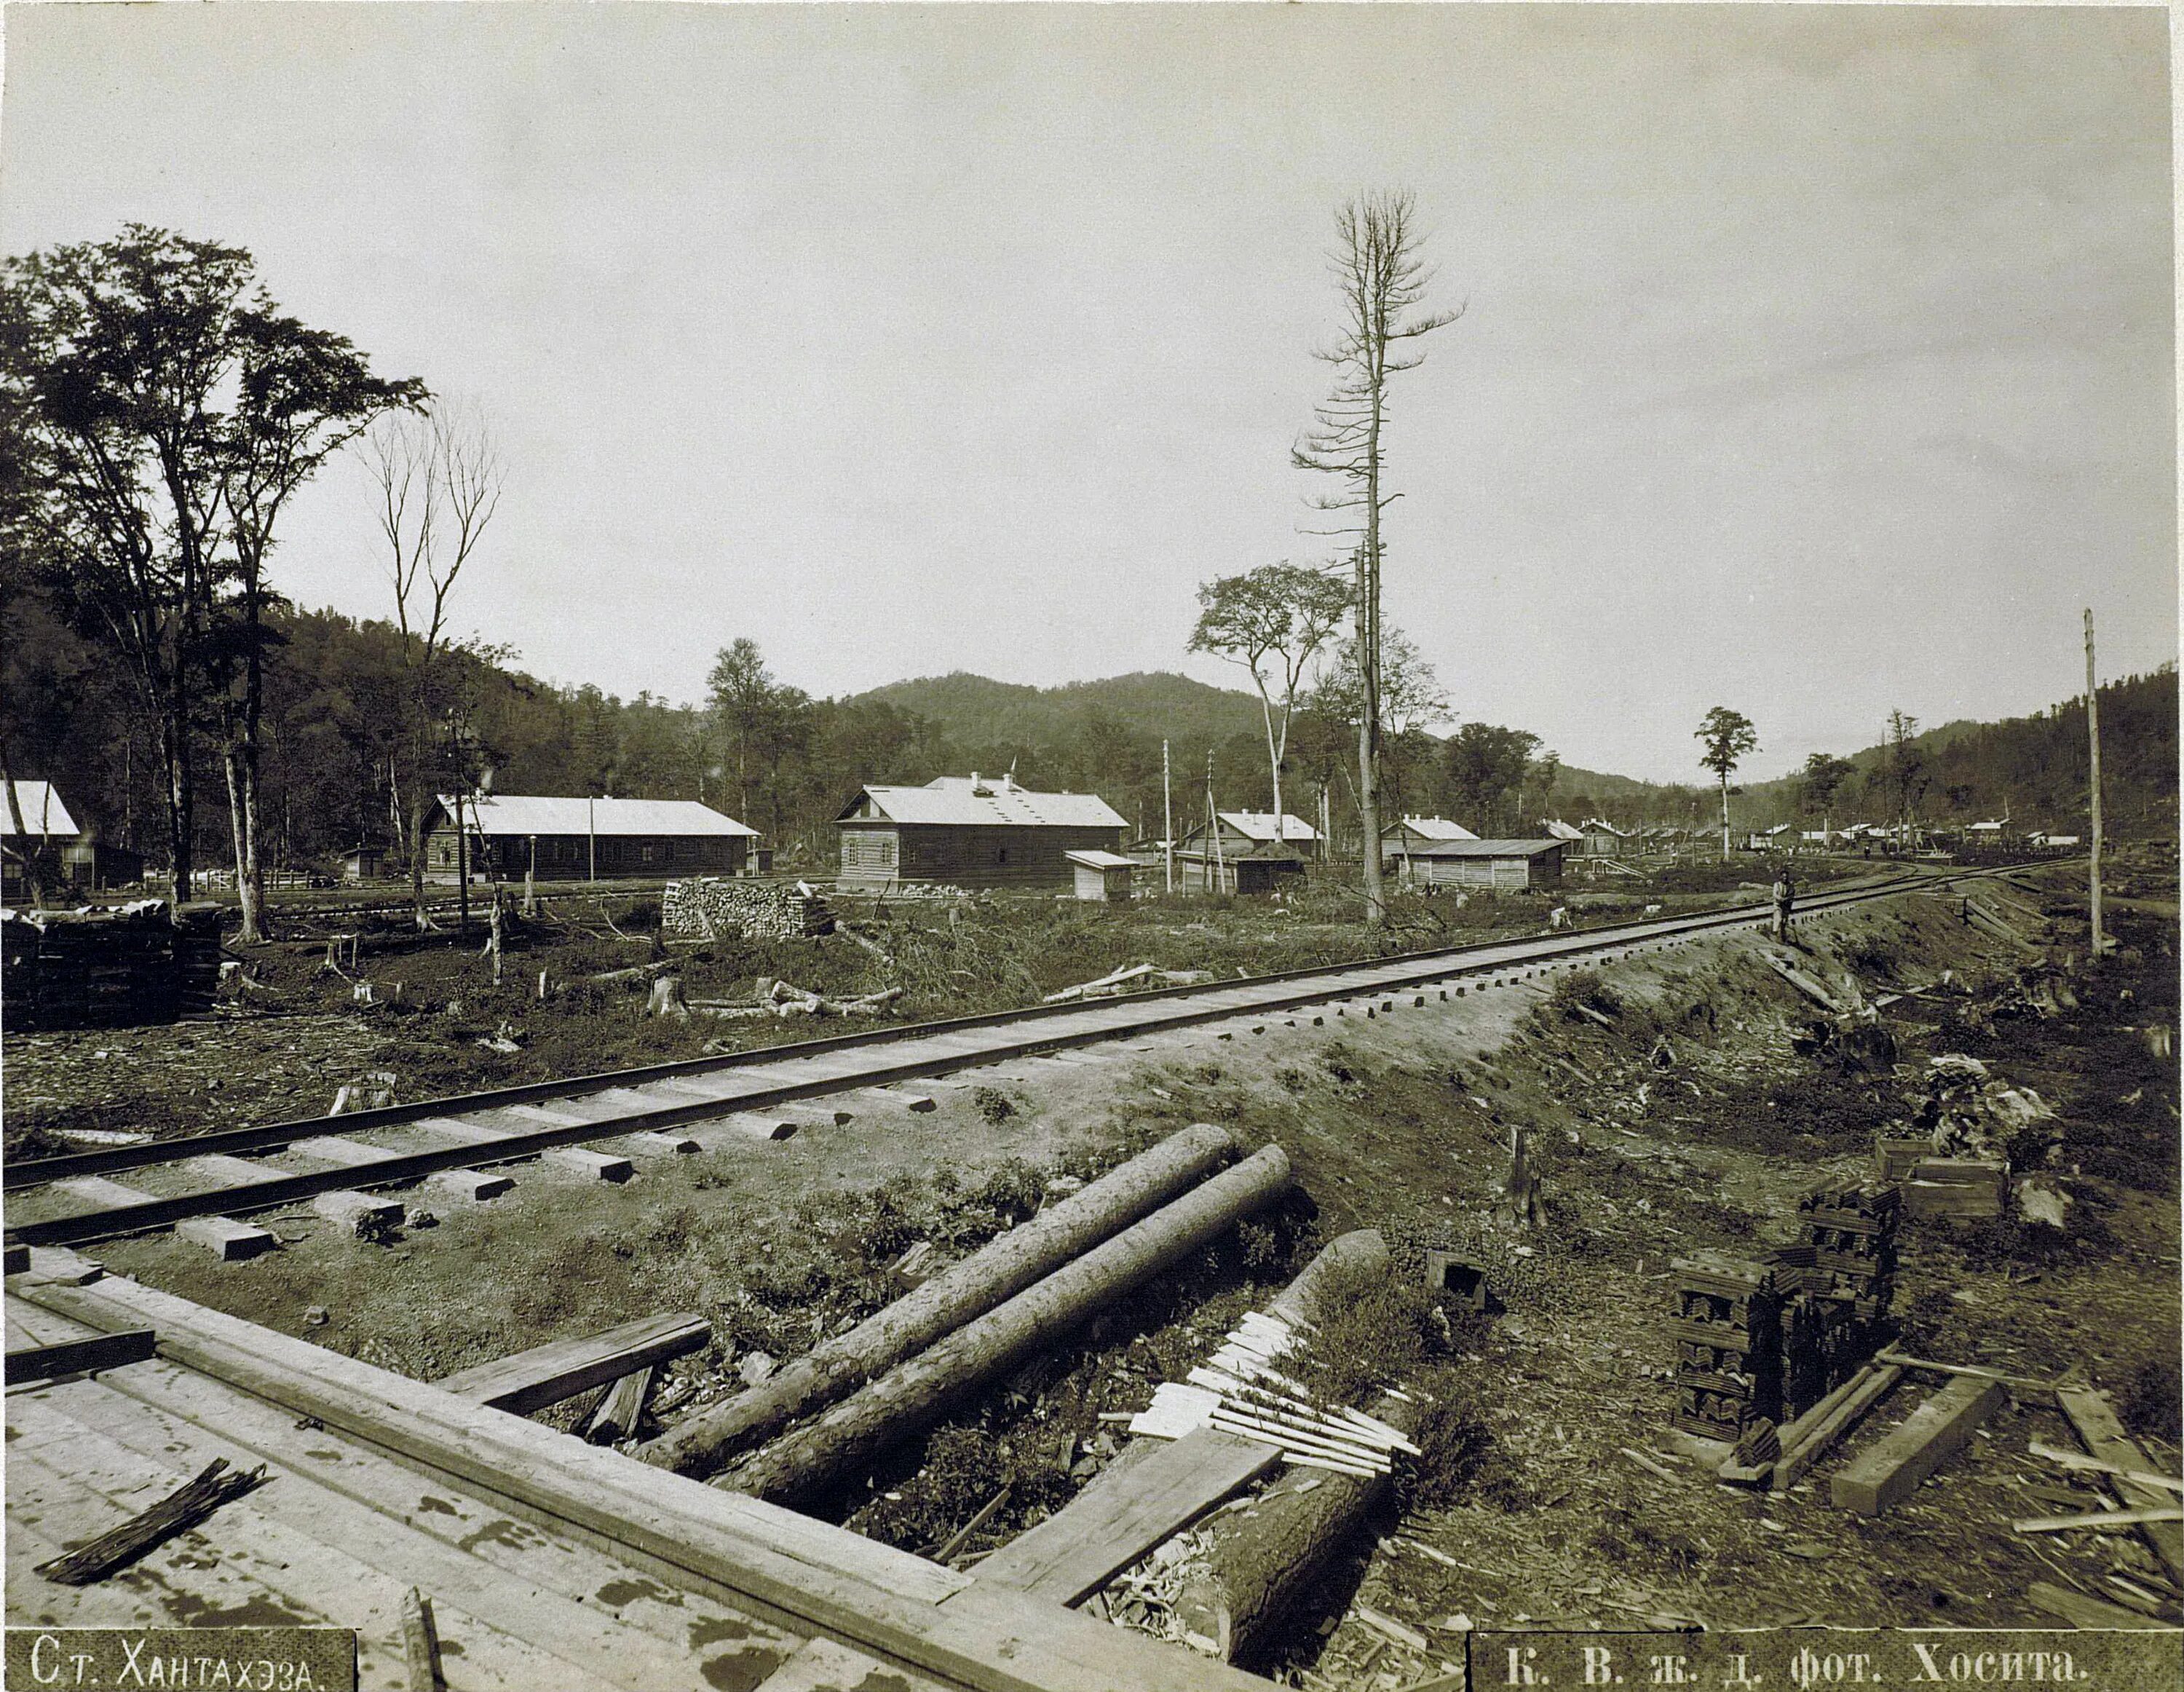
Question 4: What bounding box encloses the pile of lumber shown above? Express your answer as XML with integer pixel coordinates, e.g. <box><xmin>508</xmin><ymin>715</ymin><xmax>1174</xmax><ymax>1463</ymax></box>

<box><xmin>1128</xmin><ymin>1310</ymin><xmax>1417</xmax><ymax>1479</ymax></box>
<box><xmin>1</xmin><ymin>898</ymin><xmax>223</xmax><ymax>1029</ymax></box>
<box><xmin>661</xmin><ymin>877</ymin><xmax>833</xmax><ymax>941</ymax></box>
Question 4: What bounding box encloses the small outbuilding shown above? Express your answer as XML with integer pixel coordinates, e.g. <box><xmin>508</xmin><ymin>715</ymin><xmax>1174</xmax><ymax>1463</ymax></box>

<box><xmin>340</xmin><ymin>845</ymin><xmax>388</xmax><ymax>883</ymax></box>
<box><xmin>1066</xmin><ymin>849</ymin><xmax>1137</xmax><ymax>903</ymax></box>
<box><xmin>1392</xmin><ymin>838</ymin><xmax>1565</xmax><ymax>891</ymax></box>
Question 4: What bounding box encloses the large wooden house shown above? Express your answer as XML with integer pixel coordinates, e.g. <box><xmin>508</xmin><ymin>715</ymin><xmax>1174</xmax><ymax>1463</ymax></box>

<box><xmin>424</xmin><ymin>794</ymin><xmax>758</xmax><ymax>882</ymax></box>
<box><xmin>835</xmin><ymin>775</ymin><xmax>1128</xmax><ymax>891</ymax></box>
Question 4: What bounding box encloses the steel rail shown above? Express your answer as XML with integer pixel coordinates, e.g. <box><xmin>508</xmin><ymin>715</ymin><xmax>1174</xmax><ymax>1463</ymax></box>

<box><xmin>4</xmin><ymin>866</ymin><xmax>2027</xmax><ymax>1248</ymax></box>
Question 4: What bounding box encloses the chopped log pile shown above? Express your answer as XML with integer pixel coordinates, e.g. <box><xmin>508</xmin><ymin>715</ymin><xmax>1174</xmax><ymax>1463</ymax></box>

<box><xmin>1</xmin><ymin>899</ymin><xmax>223</xmax><ymax>1029</ymax></box>
<box><xmin>661</xmin><ymin>877</ymin><xmax>834</xmax><ymax>940</ymax></box>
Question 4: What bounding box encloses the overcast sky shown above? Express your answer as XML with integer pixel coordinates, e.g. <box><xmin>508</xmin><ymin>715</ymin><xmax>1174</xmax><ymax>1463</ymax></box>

<box><xmin>2</xmin><ymin>3</ymin><xmax>2172</xmax><ymax>783</ymax></box>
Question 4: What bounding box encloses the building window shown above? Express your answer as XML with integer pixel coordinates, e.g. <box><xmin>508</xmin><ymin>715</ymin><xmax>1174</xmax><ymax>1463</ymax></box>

<box><xmin>997</xmin><ymin>847</ymin><xmax>1009</xmax><ymax>864</ymax></box>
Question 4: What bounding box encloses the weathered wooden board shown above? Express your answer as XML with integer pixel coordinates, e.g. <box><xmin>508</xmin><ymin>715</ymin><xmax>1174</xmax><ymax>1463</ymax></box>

<box><xmin>2058</xmin><ymin>1388</ymin><xmax>2184</xmax><ymax>1584</ymax></box>
<box><xmin>20</xmin><ymin>1273</ymin><xmax>1275</xmax><ymax>1692</ymax></box>
<box><xmin>435</xmin><ymin>1312</ymin><xmax>711</xmax><ymax>1415</ymax></box>
<box><xmin>4</xmin><ymin>1327</ymin><xmax>155</xmax><ymax>1385</ymax></box>
<box><xmin>975</xmin><ymin>1431</ymin><xmax>1281</xmax><ymax>1606</ymax></box>
<box><xmin>1830</xmin><ymin>1374</ymin><xmax>2003</xmax><ymax>1515</ymax></box>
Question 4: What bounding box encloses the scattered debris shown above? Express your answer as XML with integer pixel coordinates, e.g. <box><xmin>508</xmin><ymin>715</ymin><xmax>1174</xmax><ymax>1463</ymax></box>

<box><xmin>33</xmin><ymin>1458</ymin><xmax>269</xmax><ymax>1586</ymax></box>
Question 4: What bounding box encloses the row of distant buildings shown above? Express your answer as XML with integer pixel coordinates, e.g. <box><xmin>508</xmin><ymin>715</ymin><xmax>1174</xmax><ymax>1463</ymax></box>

<box><xmin>4</xmin><ymin>772</ymin><xmax>2063</xmax><ymax>905</ymax></box>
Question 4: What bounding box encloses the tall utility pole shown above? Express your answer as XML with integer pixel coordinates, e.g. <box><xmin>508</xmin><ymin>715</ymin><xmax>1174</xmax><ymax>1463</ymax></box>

<box><xmin>1161</xmin><ymin>740</ymin><xmax>1175</xmax><ymax>894</ymax></box>
<box><xmin>1206</xmin><ymin>750</ymin><xmax>1225</xmax><ymax>896</ymax></box>
<box><xmin>2086</xmin><ymin>608</ymin><xmax>2105</xmax><ymax>953</ymax></box>
<box><xmin>588</xmin><ymin>792</ymin><xmax>598</xmax><ymax>884</ymax></box>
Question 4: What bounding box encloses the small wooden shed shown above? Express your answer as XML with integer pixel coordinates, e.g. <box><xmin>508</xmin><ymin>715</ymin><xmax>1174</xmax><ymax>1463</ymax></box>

<box><xmin>1065</xmin><ymin>849</ymin><xmax>1136</xmax><ymax>902</ymax></box>
<box><xmin>1396</xmin><ymin>838</ymin><xmax>1565</xmax><ymax>890</ymax></box>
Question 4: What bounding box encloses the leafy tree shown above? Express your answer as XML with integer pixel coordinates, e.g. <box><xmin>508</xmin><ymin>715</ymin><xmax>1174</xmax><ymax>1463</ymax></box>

<box><xmin>4</xmin><ymin>226</ymin><xmax>419</xmax><ymax>917</ymax></box>
<box><xmin>708</xmin><ymin>638</ymin><xmax>778</xmax><ymax>823</ymax></box>
<box><xmin>1293</xmin><ymin>190</ymin><xmax>1459</xmax><ymax>928</ymax></box>
<box><xmin>1695</xmin><ymin>705</ymin><xmax>1759</xmax><ymax>860</ymax></box>
<box><xmin>1883</xmin><ymin>709</ymin><xmax>1928</xmax><ymax>836</ymax></box>
<box><xmin>1444</xmin><ymin>723</ymin><xmax>1541</xmax><ymax>835</ymax></box>
<box><xmin>1798</xmin><ymin>751</ymin><xmax>1856</xmax><ymax>842</ymax></box>
<box><xmin>1188</xmin><ymin>561</ymin><xmax>1350</xmax><ymax>846</ymax></box>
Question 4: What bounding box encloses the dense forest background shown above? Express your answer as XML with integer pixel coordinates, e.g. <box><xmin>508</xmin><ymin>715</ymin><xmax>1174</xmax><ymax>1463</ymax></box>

<box><xmin>5</xmin><ymin>576</ymin><xmax>2172</xmax><ymax>876</ymax></box>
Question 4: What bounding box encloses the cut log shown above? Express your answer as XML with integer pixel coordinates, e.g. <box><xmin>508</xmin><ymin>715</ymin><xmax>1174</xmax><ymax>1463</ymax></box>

<box><xmin>720</xmin><ymin>1145</ymin><xmax>1292</xmax><ymax>1505</ymax></box>
<box><xmin>2058</xmin><ymin>1388</ymin><xmax>2184</xmax><ymax>1584</ymax></box>
<box><xmin>435</xmin><ymin>1311</ymin><xmax>711</xmax><ymax>1416</ymax></box>
<box><xmin>1173</xmin><ymin>1385</ymin><xmax>1423</xmax><ymax>1664</ymax></box>
<box><xmin>1830</xmin><ymin>1373</ymin><xmax>2004</xmax><ymax>1515</ymax></box>
<box><xmin>640</xmin><ymin>1123</ymin><xmax>1241</xmax><ymax>1479</ymax></box>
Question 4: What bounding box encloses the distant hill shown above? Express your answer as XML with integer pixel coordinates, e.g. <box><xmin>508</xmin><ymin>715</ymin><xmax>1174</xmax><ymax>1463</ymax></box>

<box><xmin>852</xmin><ymin>671</ymin><xmax>1266</xmax><ymax>750</ymax></box>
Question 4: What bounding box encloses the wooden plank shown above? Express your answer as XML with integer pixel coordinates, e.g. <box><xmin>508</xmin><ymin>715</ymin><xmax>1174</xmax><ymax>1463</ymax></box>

<box><xmin>290</xmin><ymin>1134</ymin><xmax>405</xmax><ymax>1169</ymax></box>
<box><xmin>175</xmin><ymin>1216</ymin><xmax>279</xmax><ymax>1259</ymax></box>
<box><xmin>181</xmin><ymin>1152</ymin><xmax>285</xmax><ymax>1187</ymax></box>
<box><xmin>699</xmin><ymin>1113</ymin><xmax>802</xmax><ymax>1144</ymax></box>
<box><xmin>55</xmin><ymin>1174</ymin><xmax>159</xmax><ymax>1212</ymax></box>
<box><xmin>19</xmin><ymin>1273</ymin><xmax>1275</xmax><ymax>1692</ymax></box>
<box><xmin>409</xmin><ymin>1114</ymin><xmax>515</xmax><ymax>1148</ymax></box>
<box><xmin>2024</xmin><ymin>1581</ymin><xmax>2174</xmax><ymax>1630</ymax></box>
<box><xmin>4</xmin><ymin>1327</ymin><xmax>155</xmax><ymax>1385</ymax></box>
<box><xmin>625</xmin><ymin>1131</ymin><xmax>700</xmax><ymax>1157</ymax></box>
<box><xmin>426</xmin><ymin>1168</ymin><xmax>515</xmax><ymax>1202</ymax></box>
<box><xmin>2</xmin><ymin>1242</ymin><xmax>27</xmax><ymax>1275</ymax></box>
<box><xmin>1830</xmin><ymin>1374</ymin><xmax>2003</xmax><ymax>1515</ymax></box>
<box><xmin>754</xmin><ymin>1636</ymin><xmax>955</xmax><ymax>1692</ymax></box>
<box><xmin>31</xmin><ymin>1356</ymin><xmax>801</xmax><ymax>1668</ymax></box>
<box><xmin>2058</xmin><ymin>1388</ymin><xmax>2184</xmax><ymax>1584</ymax></box>
<box><xmin>435</xmin><ymin>1311</ymin><xmax>711</xmax><ymax>1415</ymax></box>
<box><xmin>314</xmin><ymin>1190</ymin><xmax>408</xmax><ymax>1233</ymax></box>
<box><xmin>542</xmin><ymin>1147</ymin><xmax>635</xmax><ymax>1182</ymax></box>
<box><xmin>1773</xmin><ymin>1365</ymin><xmax>1903</xmax><ymax>1491</ymax></box>
<box><xmin>975</xmin><ymin>1431</ymin><xmax>1281</xmax><ymax>1606</ymax></box>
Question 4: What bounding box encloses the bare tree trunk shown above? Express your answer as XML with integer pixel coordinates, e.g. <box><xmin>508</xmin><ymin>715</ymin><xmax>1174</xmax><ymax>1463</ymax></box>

<box><xmin>162</xmin><ymin>710</ymin><xmax>194</xmax><ymax>902</ymax></box>
<box><xmin>1720</xmin><ymin>772</ymin><xmax>1731</xmax><ymax>862</ymax></box>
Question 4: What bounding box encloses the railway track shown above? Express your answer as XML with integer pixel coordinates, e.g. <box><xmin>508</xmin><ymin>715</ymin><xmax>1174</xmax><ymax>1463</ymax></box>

<box><xmin>4</xmin><ymin>865</ymin><xmax>2034</xmax><ymax>1254</ymax></box>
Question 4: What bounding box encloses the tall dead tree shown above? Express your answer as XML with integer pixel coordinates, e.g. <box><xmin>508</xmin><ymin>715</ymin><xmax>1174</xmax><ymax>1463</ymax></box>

<box><xmin>365</xmin><ymin>403</ymin><xmax>502</xmax><ymax>931</ymax></box>
<box><xmin>1294</xmin><ymin>191</ymin><xmax>1458</xmax><ymax>929</ymax></box>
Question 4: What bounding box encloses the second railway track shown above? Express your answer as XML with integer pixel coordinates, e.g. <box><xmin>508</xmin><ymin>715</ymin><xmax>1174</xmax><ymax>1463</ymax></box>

<box><xmin>4</xmin><ymin>865</ymin><xmax>2033</xmax><ymax>1252</ymax></box>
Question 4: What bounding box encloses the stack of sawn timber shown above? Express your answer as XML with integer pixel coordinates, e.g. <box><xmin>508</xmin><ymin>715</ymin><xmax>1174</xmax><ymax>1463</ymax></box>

<box><xmin>1</xmin><ymin>899</ymin><xmax>223</xmax><ymax>1029</ymax></box>
<box><xmin>662</xmin><ymin>877</ymin><xmax>833</xmax><ymax>941</ymax></box>
<box><xmin>638</xmin><ymin>1123</ymin><xmax>1294</xmax><ymax>1509</ymax></box>
<box><xmin>1669</xmin><ymin>1253</ymin><xmax>1783</xmax><ymax>1442</ymax></box>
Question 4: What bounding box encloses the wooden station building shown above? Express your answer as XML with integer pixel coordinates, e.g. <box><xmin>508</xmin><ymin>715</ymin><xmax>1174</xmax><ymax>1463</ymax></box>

<box><xmin>424</xmin><ymin>794</ymin><xmax>758</xmax><ymax>882</ymax></box>
<box><xmin>835</xmin><ymin>774</ymin><xmax>1129</xmax><ymax>890</ymax></box>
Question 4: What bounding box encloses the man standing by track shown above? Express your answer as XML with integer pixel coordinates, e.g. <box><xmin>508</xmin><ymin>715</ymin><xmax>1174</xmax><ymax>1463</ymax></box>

<box><xmin>1771</xmin><ymin>866</ymin><xmax>1796</xmax><ymax>943</ymax></box>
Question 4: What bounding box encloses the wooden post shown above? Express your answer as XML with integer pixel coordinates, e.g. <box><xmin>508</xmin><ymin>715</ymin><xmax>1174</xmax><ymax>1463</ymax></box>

<box><xmin>455</xmin><ymin>791</ymin><xmax>470</xmax><ymax>933</ymax></box>
<box><xmin>524</xmin><ymin>834</ymin><xmax>537</xmax><ymax>917</ymax></box>
<box><xmin>2086</xmin><ymin>608</ymin><xmax>2105</xmax><ymax>954</ymax></box>
<box><xmin>588</xmin><ymin>792</ymin><xmax>596</xmax><ymax>883</ymax></box>
<box><xmin>1163</xmin><ymin>740</ymin><xmax>1174</xmax><ymax>895</ymax></box>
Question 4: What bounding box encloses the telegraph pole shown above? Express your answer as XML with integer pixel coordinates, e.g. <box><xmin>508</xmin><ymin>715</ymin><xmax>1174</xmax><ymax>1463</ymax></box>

<box><xmin>1162</xmin><ymin>740</ymin><xmax>1174</xmax><ymax>894</ymax></box>
<box><xmin>2085</xmin><ymin>608</ymin><xmax>2105</xmax><ymax>953</ymax></box>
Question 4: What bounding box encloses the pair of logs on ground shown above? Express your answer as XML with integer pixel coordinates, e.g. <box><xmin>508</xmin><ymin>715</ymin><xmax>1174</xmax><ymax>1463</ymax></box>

<box><xmin>1171</xmin><ymin>1231</ymin><xmax>1424</xmax><ymax>1666</ymax></box>
<box><xmin>705</xmin><ymin>1139</ymin><xmax>1294</xmax><ymax>1506</ymax></box>
<box><xmin>638</xmin><ymin>1122</ymin><xmax>1245</xmax><ymax>1481</ymax></box>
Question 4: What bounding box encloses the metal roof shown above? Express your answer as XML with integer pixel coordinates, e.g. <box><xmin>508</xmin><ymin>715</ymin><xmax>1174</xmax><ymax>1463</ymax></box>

<box><xmin>843</xmin><ymin>775</ymin><xmax>1128</xmax><ymax>831</ymax></box>
<box><xmin>441</xmin><ymin>794</ymin><xmax>758</xmax><ymax>837</ymax></box>
<box><xmin>1385</xmin><ymin>816</ymin><xmax>1479</xmax><ymax>842</ymax></box>
<box><xmin>1215</xmin><ymin>812</ymin><xmax>1321</xmax><ymax>842</ymax></box>
<box><xmin>2</xmin><ymin>781</ymin><xmax>78</xmax><ymax>837</ymax></box>
<box><xmin>1398</xmin><ymin>838</ymin><xmax>1567</xmax><ymax>858</ymax></box>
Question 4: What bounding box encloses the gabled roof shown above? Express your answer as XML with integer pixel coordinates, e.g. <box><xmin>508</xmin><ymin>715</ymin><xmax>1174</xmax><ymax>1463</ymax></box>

<box><xmin>2</xmin><ymin>780</ymin><xmax>77</xmax><ymax>838</ymax></box>
<box><xmin>1580</xmin><ymin>818</ymin><xmax>1632</xmax><ymax>837</ymax></box>
<box><xmin>1404</xmin><ymin>838</ymin><xmax>1566</xmax><ymax>858</ymax></box>
<box><xmin>440</xmin><ymin>794</ymin><xmax>757</xmax><ymax>838</ymax></box>
<box><xmin>1384</xmin><ymin>816</ymin><xmax>1479</xmax><ymax>842</ymax></box>
<box><xmin>1216</xmin><ymin>812</ymin><xmax>1320</xmax><ymax>843</ymax></box>
<box><xmin>1540</xmin><ymin>819</ymin><xmax>1583</xmax><ymax>842</ymax></box>
<box><xmin>842</xmin><ymin>775</ymin><xmax>1127</xmax><ymax>831</ymax></box>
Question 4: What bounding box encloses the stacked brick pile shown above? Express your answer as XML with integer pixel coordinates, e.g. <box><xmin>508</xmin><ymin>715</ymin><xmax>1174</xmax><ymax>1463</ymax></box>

<box><xmin>1669</xmin><ymin>1252</ymin><xmax>1784</xmax><ymax>1442</ymax></box>
<box><xmin>1</xmin><ymin>899</ymin><xmax>223</xmax><ymax>1029</ymax></box>
<box><xmin>662</xmin><ymin>878</ymin><xmax>833</xmax><ymax>941</ymax></box>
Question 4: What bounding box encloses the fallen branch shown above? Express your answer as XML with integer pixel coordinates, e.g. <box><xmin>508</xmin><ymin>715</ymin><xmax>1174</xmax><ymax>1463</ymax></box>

<box><xmin>35</xmin><ymin>1458</ymin><xmax>269</xmax><ymax>1585</ymax></box>
<box><xmin>587</xmin><ymin>959</ymin><xmax>676</xmax><ymax>986</ymax></box>
<box><xmin>2014</xmin><ymin>1506</ymin><xmax>2184</xmax><ymax>1534</ymax></box>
